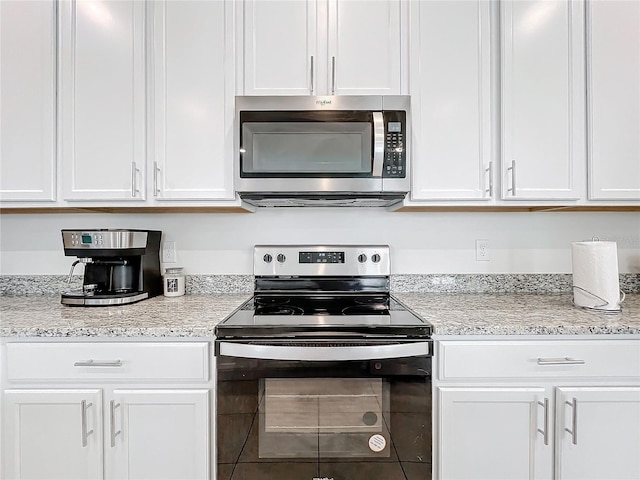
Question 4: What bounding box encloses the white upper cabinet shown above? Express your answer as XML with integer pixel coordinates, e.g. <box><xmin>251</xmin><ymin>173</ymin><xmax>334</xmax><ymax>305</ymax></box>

<box><xmin>500</xmin><ymin>0</ymin><xmax>586</xmax><ymax>201</ymax></box>
<box><xmin>242</xmin><ymin>0</ymin><xmax>317</xmax><ymax>95</ymax></box>
<box><xmin>241</xmin><ymin>0</ymin><xmax>406</xmax><ymax>96</ymax></box>
<box><xmin>0</xmin><ymin>0</ymin><xmax>57</xmax><ymax>202</ymax></box>
<box><xmin>586</xmin><ymin>0</ymin><xmax>640</xmax><ymax>201</ymax></box>
<box><xmin>151</xmin><ymin>0</ymin><xmax>234</xmax><ymax>200</ymax></box>
<box><xmin>327</xmin><ymin>0</ymin><xmax>404</xmax><ymax>95</ymax></box>
<box><xmin>409</xmin><ymin>0</ymin><xmax>493</xmax><ymax>201</ymax></box>
<box><xmin>60</xmin><ymin>0</ymin><xmax>146</xmax><ymax>201</ymax></box>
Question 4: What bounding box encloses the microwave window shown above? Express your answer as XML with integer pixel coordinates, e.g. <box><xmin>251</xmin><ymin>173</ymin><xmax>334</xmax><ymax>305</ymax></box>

<box><xmin>242</xmin><ymin>122</ymin><xmax>372</xmax><ymax>175</ymax></box>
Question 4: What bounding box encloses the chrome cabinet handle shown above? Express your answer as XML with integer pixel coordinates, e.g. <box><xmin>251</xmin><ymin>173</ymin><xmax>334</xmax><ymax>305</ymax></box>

<box><xmin>372</xmin><ymin>112</ymin><xmax>385</xmax><ymax>177</ymax></box>
<box><xmin>331</xmin><ymin>56</ymin><xmax>336</xmax><ymax>95</ymax></box>
<box><xmin>485</xmin><ymin>161</ymin><xmax>493</xmax><ymax>197</ymax></box>
<box><xmin>537</xmin><ymin>398</ymin><xmax>549</xmax><ymax>446</ymax></box>
<box><xmin>537</xmin><ymin>357</ymin><xmax>586</xmax><ymax>366</ymax></box>
<box><xmin>310</xmin><ymin>56</ymin><xmax>314</xmax><ymax>95</ymax></box>
<box><xmin>110</xmin><ymin>400</ymin><xmax>122</xmax><ymax>447</ymax></box>
<box><xmin>565</xmin><ymin>397</ymin><xmax>578</xmax><ymax>445</ymax></box>
<box><xmin>507</xmin><ymin>160</ymin><xmax>516</xmax><ymax>196</ymax></box>
<box><xmin>131</xmin><ymin>162</ymin><xmax>140</xmax><ymax>197</ymax></box>
<box><xmin>74</xmin><ymin>359</ymin><xmax>123</xmax><ymax>367</ymax></box>
<box><xmin>153</xmin><ymin>161</ymin><xmax>160</xmax><ymax>197</ymax></box>
<box><xmin>81</xmin><ymin>400</ymin><xmax>94</xmax><ymax>447</ymax></box>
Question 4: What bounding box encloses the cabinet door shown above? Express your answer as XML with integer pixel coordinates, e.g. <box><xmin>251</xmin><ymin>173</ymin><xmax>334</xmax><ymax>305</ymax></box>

<box><xmin>327</xmin><ymin>0</ymin><xmax>405</xmax><ymax>95</ymax></box>
<box><xmin>2</xmin><ymin>389</ymin><xmax>102</xmax><ymax>480</ymax></box>
<box><xmin>60</xmin><ymin>0</ymin><xmax>146</xmax><ymax>201</ymax></box>
<box><xmin>108</xmin><ymin>389</ymin><xmax>209</xmax><ymax>480</ymax></box>
<box><xmin>409</xmin><ymin>0</ymin><xmax>492</xmax><ymax>201</ymax></box>
<box><xmin>586</xmin><ymin>0</ymin><xmax>640</xmax><ymax>200</ymax></box>
<box><xmin>151</xmin><ymin>0</ymin><xmax>234</xmax><ymax>200</ymax></box>
<box><xmin>242</xmin><ymin>0</ymin><xmax>317</xmax><ymax>95</ymax></box>
<box><xmin>501</xmin><ymin>0</ymin><xmax>585</xmax><ymax>200</ymax></box>
<box><xmin>437</xmin><ymin>386</ymin><xmax>552</xmax><ymax>480</ymax></box>
<box><xmin>0</xmin><ymin>0</ymin><xmax>56</xmax><ymax>202</ymax></box>
<box><xmin>556</xmin><ymin>387</ymin><xmax>640</xmax><ymax>480</ymax></box>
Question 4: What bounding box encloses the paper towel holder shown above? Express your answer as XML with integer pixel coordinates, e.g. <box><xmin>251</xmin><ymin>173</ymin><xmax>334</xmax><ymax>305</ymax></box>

<box><xmin>571</xmin><ymin>285</ymin><xmax>625</xmax><ymax>313</ymax></box>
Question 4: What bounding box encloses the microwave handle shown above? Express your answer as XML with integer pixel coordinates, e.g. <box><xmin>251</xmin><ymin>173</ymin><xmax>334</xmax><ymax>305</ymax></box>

<box><xmin>372</xmin><ymin>112</ymin><xmax>385</xmax><ymax>177</ymax></box>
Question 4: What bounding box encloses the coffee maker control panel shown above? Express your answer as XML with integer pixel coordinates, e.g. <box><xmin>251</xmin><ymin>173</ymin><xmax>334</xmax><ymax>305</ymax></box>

<box><xmin>62</xmin><ymin>230</ymin><xmax>149</xmax><ymax>250</ymax></box>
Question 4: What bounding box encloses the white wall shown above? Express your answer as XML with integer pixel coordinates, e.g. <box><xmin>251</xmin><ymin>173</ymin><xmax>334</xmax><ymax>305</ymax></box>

<box><xmin>0</xmin><ymin>210</ymin><xmax>638</xmax><ymax>275</ymax></box>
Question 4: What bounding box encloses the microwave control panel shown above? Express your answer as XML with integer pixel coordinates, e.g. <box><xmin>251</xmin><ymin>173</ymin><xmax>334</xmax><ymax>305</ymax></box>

<box><xmin>383</xmin><ymin>112</ymin><xmax>406</xmax><ymax>178</ymax></box>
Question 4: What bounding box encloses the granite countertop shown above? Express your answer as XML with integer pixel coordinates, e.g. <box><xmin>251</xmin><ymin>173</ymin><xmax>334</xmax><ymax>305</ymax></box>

<box><xmin>0</xmin><ymin>294</ymin><xmax>250</xmax><ymax>338</ymax></box>
<box><xmin>1</xmin><ymin>293</ymin><xmax>639</xmax><ymax>338</ymax></box>
<box><xmin>394</xmin><ymin>292</ymin><xmax>640</xmax><ymax>336</ymax></box>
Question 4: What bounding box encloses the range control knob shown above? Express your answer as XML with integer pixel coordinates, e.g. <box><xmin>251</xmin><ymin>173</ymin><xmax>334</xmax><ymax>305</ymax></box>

<box><xmin>277</xmin><ymin>253</ymin><xmax>286</xmax><ymax>263</ymax></box>
<box><xmin>357</xmin><ymin>254</ymin><xmax>367</xmax><ymax>263</ymax></box>
<box><xmin>263</xmin><ymin>254</ymin><xmax>272</xmax><ymax>263</ymax></box>
<box><xmin>371</xmin><ymin>254</ymin><xmax>381</xmax><ymax>263</ymax></box>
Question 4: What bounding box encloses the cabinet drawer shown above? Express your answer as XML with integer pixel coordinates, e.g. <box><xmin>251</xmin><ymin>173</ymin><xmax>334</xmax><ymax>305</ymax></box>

<box><xmin>6</xmin><ymin>342</ymin><xmax>209</xmax><ymax>382</ymax></box>
<box><xmin>438</xmin><ymin>339</ymin><xmax>640</xmax><ymax>380</ymax></box>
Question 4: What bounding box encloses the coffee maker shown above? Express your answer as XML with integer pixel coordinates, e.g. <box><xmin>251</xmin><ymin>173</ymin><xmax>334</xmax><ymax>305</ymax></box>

<box><xmin>61</xmin><ymin>229</ymin><xmax>162</xmax><ymax>306</ymax></box>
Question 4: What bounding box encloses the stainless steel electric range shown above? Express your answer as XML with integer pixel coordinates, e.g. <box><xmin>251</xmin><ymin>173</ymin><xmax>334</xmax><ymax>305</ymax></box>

<box><xmin>215</xmin><ymin>245</ymin><xmax>433</xmax><ymax>480</ymax></box>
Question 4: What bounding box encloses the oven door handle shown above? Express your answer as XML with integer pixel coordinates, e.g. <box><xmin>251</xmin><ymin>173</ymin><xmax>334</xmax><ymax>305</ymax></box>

<box><xmin>217</xmin><ymin>341</ymin><xmax>431</xmax><ymax>361</ymax></box>
<box><xmin>372</xmin><ymin>111</ymin><xmax>385</xmax><ymax>177</ymax></box>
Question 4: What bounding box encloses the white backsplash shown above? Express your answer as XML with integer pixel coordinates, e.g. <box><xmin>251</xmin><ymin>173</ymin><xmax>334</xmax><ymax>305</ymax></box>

<box><xmin>0</xmin><ymin>210</ymin><xmax>638</xmax><ymax>275</ymax></box>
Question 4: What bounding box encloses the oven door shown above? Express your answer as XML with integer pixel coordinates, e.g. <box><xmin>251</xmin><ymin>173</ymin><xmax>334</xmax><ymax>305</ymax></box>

<box><xmin>215</xmin><ymin>340</ymin><xmax>432</xmax><ymax>480</ymax></box>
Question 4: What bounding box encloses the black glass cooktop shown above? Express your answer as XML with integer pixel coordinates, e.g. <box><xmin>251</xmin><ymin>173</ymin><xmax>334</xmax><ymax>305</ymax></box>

<box><xmin>216</xmin><ymin>294</ymin><xmax>432</xmax><ymax>338</ymax></box>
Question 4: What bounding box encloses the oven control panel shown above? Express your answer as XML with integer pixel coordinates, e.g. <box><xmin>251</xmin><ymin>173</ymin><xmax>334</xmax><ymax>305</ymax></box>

<box><xmin>254</xmin><ymin>245</ymin><xmax>390</xmax><ymax>276</ymax></box>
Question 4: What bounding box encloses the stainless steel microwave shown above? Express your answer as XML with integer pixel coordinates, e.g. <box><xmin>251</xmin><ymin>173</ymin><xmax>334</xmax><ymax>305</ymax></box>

<box><xmin>235</xmin><ymin>95</ymin><xmax>410</xmax><ymax>207</ymax></box>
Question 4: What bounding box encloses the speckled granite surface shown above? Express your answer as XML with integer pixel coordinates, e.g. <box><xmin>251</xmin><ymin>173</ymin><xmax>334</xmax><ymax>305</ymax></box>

<box><xmin>0</xmin><ymin>294</ymin><xmax>250</xmax><ymax>338</ymax></box>
<box><xmin>2</xmin><ymin>273</ymin><xmax>638</xmax><ymax>296</ymax></box>
<box><xmin>2</xmin><ymin>274</ymin><xmax>639</xmax><ymax>337</ymax></box>
<box><xmin>391</xmin><ymin>274</ymin><xmax>640</xmax><ymax>293</ymax></box>
<box><xmin>394</xmin><ymin>292</ymin><xmax>640</xmax><ymax>335</ymax></box>
<box><xmin>1</xmin><ymin>292</ymin><xmax>638</xmax><ymax>337</ymax></box>
<box><xmin>0</xmin><ymin>275</ymin><xmax>253</xmax><ymax>296</ymax></box>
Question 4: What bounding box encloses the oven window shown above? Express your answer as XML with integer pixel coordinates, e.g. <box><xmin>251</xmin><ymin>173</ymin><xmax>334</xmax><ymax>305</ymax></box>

<box><xmin>260</xmin><ymin>378</ymin><xmax>389</xmax><ymax>459</ymax></box>
<box><xmin>241</xmin><ymin>122</ymin><xmax>372</xmax><ymax>176</ymax></box>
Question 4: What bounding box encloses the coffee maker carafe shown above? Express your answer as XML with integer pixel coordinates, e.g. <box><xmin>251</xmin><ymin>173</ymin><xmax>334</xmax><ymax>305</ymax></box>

<box><xmin>61</xmin><ymin>229</ymin><xmax>162</xmax><ymax>306</ymax></box>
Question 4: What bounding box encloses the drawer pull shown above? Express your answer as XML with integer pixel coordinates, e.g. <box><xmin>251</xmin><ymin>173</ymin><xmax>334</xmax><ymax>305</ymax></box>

<box><xmin>110</xmin><ymin>400</ymin><xmax>122</xmax><ymax>447</ymax></box>
<box><xmin>565</xmin><ymin>397</ymin><xmax>578</xmax><ymax>445</ymax></box>
<box><xmin>81</xmin><ymin>400</ymin><xmax>94</xmax><ymax>447</ymax></box>
<box><xmin>537</xmin><ymin>357</ymin><xmax>586</xmax><ymax>366</ymax></box>
<box><xmin>74</xmin><ymin>359</ymin><xmax>123</xmax><ymax>367</ymax></box>
<box><xmin>536</xmin><ymin>398</ymin><xmax>549</xmax><ymax>446</ymax></box>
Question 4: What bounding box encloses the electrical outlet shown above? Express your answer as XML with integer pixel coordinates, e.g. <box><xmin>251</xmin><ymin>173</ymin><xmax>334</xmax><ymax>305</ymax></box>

<box><xmin>475</xmin><ymin>239</ymin><xmax>490</xmax><ymax>261</ymax></box>
<box><xmin>162</xmin><ymin>241</ymin><xmax>177</xmax><ymax>263</ymax></box>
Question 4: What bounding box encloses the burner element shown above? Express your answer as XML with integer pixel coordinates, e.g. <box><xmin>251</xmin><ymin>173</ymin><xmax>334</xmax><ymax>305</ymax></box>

<box><xmin>341</xmin><ymin>304</ymin><xmax>389</xmax><ymax>315</ymax></box>
<box><xmin>255</xmin><ymin>296</ymin><xmax>290</xmax><ymax>306</ymax></box>
<box><xmin>255</xmin><ymin>305</ymin><xmax>305</xmax><ymax>315</ymax></box>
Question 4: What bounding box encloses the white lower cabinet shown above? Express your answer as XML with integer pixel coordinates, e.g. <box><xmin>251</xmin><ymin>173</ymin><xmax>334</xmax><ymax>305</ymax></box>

<box><xmin>1</xmin><ymin>341</ymin><xmax>212</xmax><ymax>480</ymax></box>
<box><xmin>3</xmin><ymin>389</ymin><xmax>103</xmax><ymax>480</ymax></box>
<box><xmin>435</xmin><ymin>338</ymin><xmax>640</xmax><ymax>480</ymax></box>
<box><xmin>108</xmin><ymin>389</ymin><xmax>209</xmax><ymax>480</ymax></box>
<box><xmin>438</xmin><ymin>386</ymin><xmax>551</xmax><ymax>480</ymax></box>
<box><xmin>555</xmin><ymin>387</ymin><xmax>640</xmax><ymax>480</ymax></box>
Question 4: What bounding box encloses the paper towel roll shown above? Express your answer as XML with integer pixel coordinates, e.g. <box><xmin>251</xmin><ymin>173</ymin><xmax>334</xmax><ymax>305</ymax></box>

<box><xmin>571</xmin><ymin>241</ymin><xmax>623</xmax><ymax>311</ymax></box>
